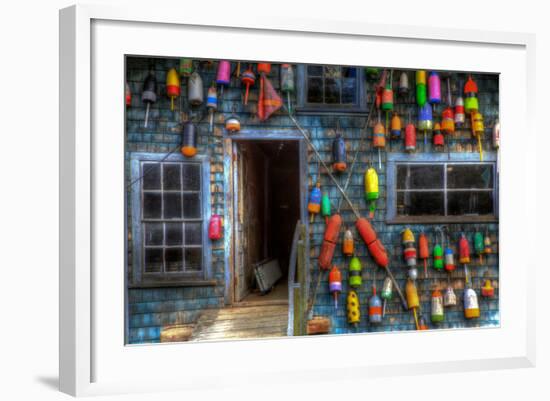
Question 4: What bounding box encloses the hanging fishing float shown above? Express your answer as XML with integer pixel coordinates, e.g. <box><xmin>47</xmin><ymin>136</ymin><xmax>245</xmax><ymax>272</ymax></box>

<box><xmin>347</xmin><ymin>290</ymin><xmax>360</xmax><ymax>327</ymax></box>
<box><xmin>208</xmin><ymin>214</ymin><xmax>223</xmax><ymax>240</ymax></box>
<box><xmin>444</xmin><ymin>245</ymin><xmax>456</xmax><ymax>272</ymax></box>
<box><xmin>484</xmin><ymin>230</ymin><xmax>492</xmax><ymax>254</ymax></box>
<box><xmin>481</xmin><ymin>279</ymin><xmax>495</xmax><ymax>297</ymax></box>
<box><xmin>418</xmin><ymin>103</ymin><xmax>433</xmax><ymax>151</ymax></box>
<box><xmin>474</xmin><ymin>231</ymin><xmax>485</xmax><ymax>265</ymax></box>
<box><xmin>441</xmin><ymin>77</ymin><xmax>455</xmax><ymax>134</ymax></box>
<box><xmin>464</xmin><ymin>286</ymin><xmax>480</xmax><ymax>319</ymax></box>
<box><xmin>418</xmin><ymin>231</ymin><xmax>429</xmax><ymax>278</ymax></box>
<box><xmin>321</xmin><ymin>192</ymin><xmax>331</xmax><ymax>224</ymax></box>
<box><xmin>332</xmin><ymin>130</ymin><xmax>347</xmax><ymax>172</ymax></box>
<box><xmin>473</xmin><ymin>111</ymin><xmax>485</xmax><ymax>161</ymax></box>
<box><xmin>454</xmin><ymin>95</ymin><xmax>465</xmax><ymax>128</ymax></box>
<box><xmin>431</xmin><ymin>287</ymin><xmax>445</xmax><ymax>323</ymax></box>
<box><xmin>464</xmin><ymin>76</ymin><xmax>479</xmax><ymax>114</ymax></box>
<box><xmin>444</xmin><ymin>284</ymin><xmax>457</xmax><ymax>307</ymax></box>
<box><xmin>365</xmin><ymin>167</ymin><xmax>379</xmax><ymax>218</ymax></box>
<box><xmin>374</xmin><ymin>69</ymin><xmax>387</xmax><ymax>109</ymax></box>
<box><xmin>343</xmin><ymin>228</ymin><xmax>354</xmax><ymax>257</ymax></box>
<box><xmin>416</xmin><ymin>70</ymin><xmax>427</xmax><ymax>106</ymax></box>
<box><xmin>432</xmin><ymin>227</ymin><xmax>444</xmax><ymax>271</ymax></box>
<box><xmin>405</xmin><ymin>111</ymin><xmax>417</xmax><ymax>153</ymax></box>
<box><xmin>166</xmin><ymin>67</ymin><xmax>180</xmax><ymax>111</ymax></box>
<box><xmin>188</xmin><ymin>70</ymin><xmax>204</xmax><ymax>106</ymax></box>
<box><xmin>428</xmin><ymin>71</ymin><xmax>441</xmax><ymax>105</ymax></box>
<box><xmin>329</xmin><ymin>265</ymin><xmax>342</xmax><ymax>309</ymax></box>
<box><xmin>398</xmin><ymin>71</ymin><xmax>409</xmax><ymax>96</ymax></box>
<box><xmin>493</xmin><ymin>118</ymin><xmax>500</xmax><ymax>149</ymax></box>
<box><xmin>216</xmin><ymin>60</ymin><xmax>231</xmax><ymax>99</ymax></box>
<box><xmin>417</xmin><ymin>314</ymin><xmax>429</xmax><ymax>330</ymax></box>
<box><xmin>406</xmin><ymin>279</ymin><xmax>421</xmax><ymax>330</ymax></box>
<box><xmin>307</xmin><ymin>182</ymin><xmax>322</xmax><ymax>222</ymax></box>
<box><xmin>179</xmin><ymin>58</ymin><xmax>193</xmax><ymax>77</ymax></box>
<box><xmin>224</xmin><ymin>113</ymin><xmax>241</xmax><ymax>134</ymax></box>
<box><xmin>206</xmin><ymin>82</ymin><xmax>218</xmax><ymax>133</ymax></box>
<box><xmin>181</xmin><ymin>121</ymin><xmax>197</xmax><ymax>158</ymax></box>
<box><xmin>280</xmin><ymin>64</ymin><xmax>295</xmax><ymax>113</ymax></box>
<box><xmin>141</xmin><ymin>71</ymin><xmax>157</xmax><ymax>128</ymax></box>
<box><xmin>369</xmin><ymin>281</ymin><xmax>383</xmax><ymax>324</ymax></box>
<box><xmin>373</xmin><ymin>113</ymin><xmax>385</xmax><ymax>169</ymax></box>
<box><xmin>433</xmin><ymin>122</ymin><xmax>444</xmax><ymax>151</ymax></box>
<box><xmin>403</xmin><ymin>228</ymin><xmax>417</xmax><ymax>269</ymax></box>
<box><xmin>459</xmin><ymin>233</ymin><xmax>472</xmax><ymax>286</ymax></box>
<box><xmin>240</xmin><ymin>65</ymin><xmax>255</xmax><ymax>105</ymax></box>
<box><xmin>390</xmin><ymin>112</ymin><xmax>402</xmax><ymax>139</ymax></box>
<box><xmin>381</xmin><ymin>276</ymin><xmax>393</xmax><ymax>317</ymax></box>
<box><xmin>381</xmin><ymin>77</ymin><xmax>394</xmax><ymax>112</ymax></box>
<box><xmin>319</xmin><ymin>214</ymin><xmax>342</xmax><ymax>270</ymax></box>
<box><xmin>125</xmin><ymin>82</ymin><xmax>131</xmax><ymax>107</ymax></box>
<box><xmin>349</xmin><ymin>257</ymin><xmax>362</xmax><ymax>289</ymax></box>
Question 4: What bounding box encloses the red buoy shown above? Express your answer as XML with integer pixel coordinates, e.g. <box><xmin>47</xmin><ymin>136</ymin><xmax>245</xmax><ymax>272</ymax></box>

<box><xmin>355</xmin><ymin>217</ymin><xmax>388</xmax><ymax>268</ymax></box>
<box><xmin>319</xmin><ymin>214</ymin><xmax>342</xmax><ymax>270</ymax></box>
<box><xmin>208</xmin><ymin>214</ymin><xmax>223</xmax><ymax>240</ymax></box>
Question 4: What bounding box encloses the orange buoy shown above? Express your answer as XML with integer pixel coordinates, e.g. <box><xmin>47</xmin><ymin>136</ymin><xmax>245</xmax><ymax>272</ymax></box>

<box><xmin>319</xmin><ymin>214</ymin><xmax>342</xmax><ymax>270</ymax></box>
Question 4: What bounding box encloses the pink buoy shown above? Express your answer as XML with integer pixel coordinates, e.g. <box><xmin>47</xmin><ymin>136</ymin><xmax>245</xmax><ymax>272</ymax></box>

<box><xmin>216</xmin><ymin>60</ymin><xmax>231</xmax><ymax>86</ymax></box>
<box><xmin>428</xmin><ymin>72</ymin><xmax>441</xmax><ymax>104</ymax></box>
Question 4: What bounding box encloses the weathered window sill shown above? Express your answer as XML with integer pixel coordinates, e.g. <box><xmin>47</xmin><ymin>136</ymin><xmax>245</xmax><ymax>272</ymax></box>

<box><xmin>128</xmin><ymin>279</ymin><xmax>218</xmax><ymax>289</ymax></box>
<box><xmin>386</xmin><ymin>215</ymin><xmax>499</xmax><ymax>225</ymax></box>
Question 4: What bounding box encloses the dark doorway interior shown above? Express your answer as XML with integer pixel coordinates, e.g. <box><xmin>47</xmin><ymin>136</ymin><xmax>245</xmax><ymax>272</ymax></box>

<box><xmin>234</xmin><ymin>140</ymin><xmax>301</xmax><ymax>305</ymax></box>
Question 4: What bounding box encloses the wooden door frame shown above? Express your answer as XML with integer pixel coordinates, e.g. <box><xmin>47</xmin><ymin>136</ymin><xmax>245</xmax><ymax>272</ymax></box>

<box><xmin>223</xmin><ymin>131</ymin><xmax>309</xmax><ymax>306</ymax></box>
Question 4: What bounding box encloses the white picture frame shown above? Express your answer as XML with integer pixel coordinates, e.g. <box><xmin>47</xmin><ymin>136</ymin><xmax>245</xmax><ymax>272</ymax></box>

<box><xmin>59</xmin><ymin>4</ymin><xmax>536</xmax><ymax>397</ymax></box>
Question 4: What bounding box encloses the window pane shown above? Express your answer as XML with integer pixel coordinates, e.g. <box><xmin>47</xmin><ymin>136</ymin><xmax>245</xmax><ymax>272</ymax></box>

<box><xmin>447</xmin><ymin>164</ymin><xmax>493</xmax><ymax>189</ymax></box>
<box><xmin>142</xmin><ymin>163</ymin><xmax>161</xmax><ymax>190</ymax></box>
<box><xmin>307</xmin><ymin>77</ymin><xmax>323</xmax><ymax>103</ymax></box>
<box><xmin>447</xmin><ymin>191</ymin><xmax>494</xmax><ymax>215</ymax></box>
<box><xmin>324</xmin><ymin>66</ymin><xmax>341</xmax><ymax>79</ymax></box>
<box><xmin>324</xmin><ymin>78</ymin><xmax>341</xmax><ymax>104</ymax></box>
<box><xmin>397</xmin><ymin>191</ymin><xmax>445</xmax><ymax>216</ymax></box>
<box><xmin>163</xmin><ymin>163</ymin><xmax>181</xmax><ymax>190</ymax></box>
<box><xmin>185</xmin><ymin>222</ymin><xmax>202</xmax><ymax>245</ymax></box>
<box><xmin>185</xmin><ymin>248</ymin><xmax>202</xmax><ymax>271</ymax></box>
<box><xmin>182</xmin><ymin>164</ymin><xmax>201</xmax><ymax>191</ymax></box>
<box><xmin>144</xmin><ymin>223</ymin><xmax>163</xmax><ymax>245</ymax></box>
<box><xmin>143</xmin><ymin>192</ymin><xmax>162</xmax><ymax>219</ymax></box>
<box><xmin>397</xmin><ymin>165</ymin><xmax>444</xmax><ymax>190</ymax></box>
<box><xmin>342</xmin><ymin>78</ymin><xmax>357</xmax><ymax>104</ymax></box>
<box><xmin>165</xmin><ymin>248</ymin><xmax>184</xmax><ymax>272</ymax></box>
<box><xmin>342</xmin><ymin>67</ymin><xmax>357</xmax><ymax>78</ymax></box>
<box><xmin>307</xmin><ymin>65</ymin><xmax>323</xmax><ymax>76</ymax></box>
<box><xmin>165</xmin><ymin>222</ymin><xmax>183</xmax><ymax>246</ymax></box>
<box><xmin>183</xmin><ymin>193</ymin><xmax>201</xmax><ymax>218</ymax></box>
<box><xmin>144</xmin><ymin>248</ymin><xmax>163</xmax><ymax>273</ymax></box>
<box><xmin>163</xmin><ymin>193</ymin><xmax>182</xmax><ymax>219</ymax></box>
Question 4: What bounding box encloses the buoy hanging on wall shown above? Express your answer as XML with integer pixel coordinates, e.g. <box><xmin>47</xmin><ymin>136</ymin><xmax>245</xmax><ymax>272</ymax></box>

<box><xmin>240</xmin><ymin>66</ymin><xmax>256</xmax><ymax>105</ymax></box>
<box><xmin>280</xmin><ymin>64</ymin><xmax>295</xmax><ymax>112</ymax></box>
<box><xmin>431</xmin><ymin>288</ymin><xmax>445</xmax><ymax>323</ymax></box>
<box><xmin>428</xmin><ymin>71</ymin><xmax>441</xmax><ymax>104</ymax></box>
<box><xmin>206</xmin><ymin>83</ymin><xmax>218</xmax><ymax>133</ymax></box>
<box><xmin>179</xmin><ymin>58</ymin><xmax>193</xmax><ymax>77</ymax></box>
<box><xmin>390</xmin><ymin>112</ymin><xmax>402</xmax><ymax>139</ymax></box>
<box><xmin>216</xmin><ymin>60</ymin><xmax>231</xmax><ymax>98</ymax></box>
<box><xmin>369</xmin><ymin>284</ymin><xmax>383</xmax><ymax>324</ymax></box>
<box><xmin>332</xmin><ymin>131</ymin><xmax>347</xmax><ymax>172</ymax></box>
<box><xmin>481</xmin><ymin>279</ymin><xmax>495</xmax><ymax>297</ymax></box>
<box><xmin>402</xmin><ymin>228</ymin><xmax>417</xmax><ymax>268</ymax></box>
<box><xmin>308</xmin><ymin>182</ymin><xmax>321</xmax><ymax>222</ymax></box>
<box><xmin>365</xmin><ymin>167</ymin><xmax>379</xmax><ymax>218</ymax></box>
<box><xmin>141</xmin><ymin>71</ymin><xmax>157</xmax><ymax>128</ymax></box>
<box><xmin>321</xmin><ymin>192</ymin><xmax>331</xmax><ymax>224</ymax></box>
<box><xmin>398</xmin><ymin>71</ymin><xmax>409</xmax><ymax>96</ymax></box>
<box><xmin>319</xmin><ymin>214</ymin><xmax>342</xmax><ymax>270</ymax></box>
<box><xmin>329</xmin><ymin>265</ymin><xmax>342</xmax><ymax>309</ymax></box>
<box><xmin>405</xmin><ymin>112</ymin><xmax>417</xmax><ymax>153</ymax></box>
<box><xmin>188</xmin><ymin>71</ymin><xmax>204</xmax><ymax>106</ymax></box>
<box><xmin>493</xmin><ymin>119</ymin><xmax>500</xmax><ymax>149</ymax></box>
<box><xmin>166</xmin><ymin>67</ymin><xmax>181</xmax><ymax>111</ymax></box>
<box><xmin>444</xmin><ymin>285</ymin><xmax>457</xmax><ymax>307</ymax></box>
<box><xmin>208</xmin><ymin>214</ymin><xmax>223</xmax><ymax>240</ymax></box>
<box><xmin>125</xmin><ymin>82</ymin><xmax>132</xmax><ymax>107</ymax></box>
<box><xmin>349</xmin><ymin>257</ymin><xmax>362</xmax><ymax>289</ymax></box>
<box><xmin>464</xmin><ymin>75</ymin><xmax>479</xmax><ymax>114</ymax></box>
<box><xmin>454</xmin><ymin>95</ymin><xmax>465</xmax><ymax>127</ymax></box>
<box><xmin>433</xmin><ymin>122</ymin><xmax>444</xmax><ymax>151</ymax></box>
<box><xmin>342</xmin><ymin>228</ymin><xmax>354</xmax><ymax>257</ymax></box>
<box><xmin>181</xmin><ymin>121</ymin><xmax>197</xmax><ymax>158</ymax></box>
<box><xmin>418</xmin><ymin>232</ymin><xmax>429</xmax><ymax>278</ymax></box>
<box><xmin>381</xmin><ymin>276</ymin><xmax>393</xmax><ymax>317</ymax></box>
<box><xmin>464</xmin><ymin>287</ymin><xmax>480</xmax><ymax>319</ymax></box>
<box><xmin>347</xmin><ymin>290</ymin><xmax>360</xmax><ymax>326</ymax></box>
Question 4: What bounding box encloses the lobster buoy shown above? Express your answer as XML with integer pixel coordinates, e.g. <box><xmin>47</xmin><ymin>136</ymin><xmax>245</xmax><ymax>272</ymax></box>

<box><xmin>347</xmin><ymin>290</ymin><xmax>360</xmax><ymax>326</ymax></box>
<box><xmin>381</xmin><ymin>276</ymin><xmax>393</xmax><ymax>317</ymax></box>
<box><xmin>405</xmin><ymin>122</ymin><xmax>417</xmax><ymax>153</ymax></box>
<box><xmin>474</xmin><ymin>231</ymin><xmax>484</xmax><ymax>264</ymax></box>
<box><xmin>406</xmin><ymin>279</ymin><xmax>420</xmax><ymax>309</ymax></box>
<box><xmin>473</xmin><ymin>112</ymin><xmax>484</xmax><ymax>136</ymax></box>
<box><xmin>321</xmin><ymin>192</ymin><xmax>331</xmax><ymax>223</ymax></box>
<box><xmin>188</xmin><ymin>71</ymin><xmax>204</xmax><ymax>106</ymax></box>
<box><xmin>308</xmin><ymin>182</ymin><xmax>322</xmax><ymax>221</ymax></box>
<box><xmin>418</xmin><ymin>103</ymin><xmax>433</xmax><ymax>131</ymax></box>
<box><xmin>349</xmin><ymin>257</ymin><xmax>362</xmax><ymax>289</ymax></box>
<box><xmin>390</xmin><ymin>112</ymin><xmax>402</xmax><ymax>139</ymax></box>
<box><xmin>418</xmin><ymin>315</ymin><xmax>429</xmax><ymax>331</ymax></box>
<box><xmin>240</xmin><ymin>67</ymin><xmax>256</xmax><ymax>105</ymax></box>
<box><xmin>179</xmin><ymin>58</ymin><xmax>193</xmax><ymax>77</ymax></box>
<box><xmin>332</xmin><ymin>132</ymin><xmax>347</xmax><ymax>172</ymax></box>
<box><xmin>444</xmin><ymin>246</ymin><xmax>456</xmax><ymax>272</ymax></box>
<box><xmin>398</xmin><ymin>71</ymin><xmax>409</xmax><ymax>96</ymax></box>
<box><xmin>257</xmin><ymin>63</ymin><xmax>271</xmax><ymax>75</ymax></box>
<box><xmin>444</xmin><ymin>285</ymin><xmax>457</xmax><ymax>307</ymax></box>
<box><xmin>481</xmin><ymin>279</ymin><xmax>495</xmax><ymax>297</ymax></box>
<box><xmin>431</xmin><ymin>288</ymin><xmax>445</xmax><ymax>323</ymax></box>
<box><xmin>464</xmin><ymin>76</ymin><xmax>479</xmax><ymax>114</ymax></box>
<box><xmin>166</xmin><ymin>68</ymin><xmax>180</xmax><ymax>111</ymax></box>
<box><xmin>141</xmin><ymin>71</ymin><xmax>157</xmax><ymax>128</ymax></box>
<box><xmin>459</xmin><ymin>234</ymin><xmax>471</xmax><ymax>264</ymax></box>
<box><xmin>365</xmin><ymin>167</ymin><xmax>379</xmax><ymax>218</ymax></box>
<box><xmin>125</xmin><ymin>82</ymin><xmax>132</xmax><ymax>107</ymax></box>
<box><xmin>441</xmin><ymin>107</ymin><xmax>455</xmax><ymax>134</ymax></box>
<box><xmin>225</xmin><ymin>115</ymin><xmax>241</xmax><ymax>133</ymax></box>
<box><xmin>342</xmin><ymin>228</ymin><xmax>354</xmax><ymax>257</ymax></box>
<box><xmin>493</xmin><ymin>119</ymin><xmax>500</xmax><ymax>149</ymax></box>
<box><xmin>428</xmin><ymin>71</ymin><xmax>441</xmax><ymax>104</ymax></box>
<box><xmin>216</xmin><ymin>60</ymin><xmax>231</xmax><ymax>86</ymax></box>
<box><xmin>319</xmin><ymin>214</ymin><xmax>342</xmax><ymax>270</ymax></box>
<box><xmin>280</xmin><ymin>64</ymin><xmax>295</xmax><ymax>112</ymax></box>
<box><xmin>329</xmin><ymin>265</ymin><xmax>342</xmax><ymax>309</ymax></box>
<box><xmin>418</xmin><ymin>232</ymin><xmax>429</xmax><ymax>278</ymax></box>
<box><xmin>484</xmin><ymin>232</ymin><xmax>492</xmax><ymax>254</ymax></box>
<box><xmin>433</xmin><ymin>243</ymin><xmax>443</xmax><ymax>270</ymax></box>
<box><xmin>416</xmin><ymin>70</ymin><xmax>427</xmax><ymax>106</ymax></box>
<box><xmin>181</xmin><ymin>121</ymin><xmax>197</xmax><ymax>158</ymax></box>
<box><xmin>464</xmin><ymin>287</ymin><xmax>480</xmax><ymax>319</ymax></box>
<box><xmin>355</xmin><ymin>217</ymin><xmax>389</xmax><ymax>268</ymax></box>
<box><xmin>373</xmin><ymin>121</ymin><xmax>386</xmax><ymax>149</ymax></box>
<box><xmin>402</xmin><ymin>228</ymin><xmax>417</xmax><ymax>268</ymax></box>
<box><xmin>206</xmin><ymin>83</ymin><xmax>218</xmax><ymax>133</ymax></box>
<box><xmin>369</xmin><ymin>285</ymin><xmax>383</xmax><ymax>323</ymax></box>
<box><xmin>208</xmin><ymin>214</ymin><xmax>223</xmax><ymax>240</ymax></box>
<box><xmin>433</xmin><ymin>122</ymin><xmax>444</xmax><ymax>151</ymax></box>
<box><xmin>381</xmin><ymin>82</ymin><xmax>394</xmax><ymax>111</ymax></box>
<box><xmin>454</xmin><ymin>96</ymin><xmax>465</xmax><ymax>127</ymax></box>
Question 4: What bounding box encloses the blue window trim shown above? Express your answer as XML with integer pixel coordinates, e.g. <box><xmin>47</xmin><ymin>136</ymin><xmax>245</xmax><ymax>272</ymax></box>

<box><xmin>295</xmin><ymin>65</ymin><xmax>368</xmax><ymax>114</ymax></box>
<box><xmin>386</xmin><ymin>152</ymin><xmax>499</xmax><ymax>224</ymax></box>
<box><xmin>129</xmin><ymin>152</ymin><xmax>212</xmax><ymax>286</ymax></box>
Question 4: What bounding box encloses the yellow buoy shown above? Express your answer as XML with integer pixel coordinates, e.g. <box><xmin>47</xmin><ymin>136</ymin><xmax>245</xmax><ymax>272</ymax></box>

<box><xmin>347</xmin><ymin>290</ymin><xmax>360</xmax><ymax>326</ymax></box>
<box><xmin>166</xmin><ymin>68</ymin><xmax>181</xmax><ymax>111</ymax></box>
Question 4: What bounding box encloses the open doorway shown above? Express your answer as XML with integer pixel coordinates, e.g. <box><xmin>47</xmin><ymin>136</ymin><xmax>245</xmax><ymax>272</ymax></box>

<box><xmin>233</xmin><ymin>140</ymin><xmax>301</xmax><ymax>305</ymax></box>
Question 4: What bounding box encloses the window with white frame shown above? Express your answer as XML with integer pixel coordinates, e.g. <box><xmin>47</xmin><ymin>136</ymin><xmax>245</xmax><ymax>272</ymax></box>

<box><xmin>129</xmin><ymin>153</ymin><xmax>211</xmax><ymax>286</ymax></box>
<box><xmin>386</xmin><ymin>155</ymin><xmax>498</xmax><ymax>223</ymax></box>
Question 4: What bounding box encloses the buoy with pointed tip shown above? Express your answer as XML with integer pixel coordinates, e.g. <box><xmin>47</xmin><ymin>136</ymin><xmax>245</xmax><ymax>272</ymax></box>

<box><xmin>240</xmin><ymin>66</ymin><xmax>256</xmax><ymax>105</ymax></box>
<box><xmin>308</xmin><ymin>182</ymin><xmax>322</xmax><ymax>222</ymax></box>
<box><xmin>342</xmin><ymin>228</ymin><xmax>354</xmax><ymax>257</ymax></box>
<box><xmin>166</xmin><ymin>68</ymin><xmax>180</xmax><ymax>111</ymax></box>
<box><xmin>431</xmin><ymin>288</ymin><xmax>445</xmax><ymax>323</ymax></box>
<box><xmin>188</xmin><ymin>71</ymin><xmax>204</xmax><ymax>106</ymax></box>
<box><xmin>347</xmin><ymin>290</ymin><xmax>360</xmax><ymax>326</ymax></box>
<box><xmin>329</xmin><ymin>265</ymin><xmax>342</xmax><ymax>309</ymax></box>
<box><xmin>349</xmin><ymin>257</ymin><xmax>362</xmax><ymax>289</ymax></box>
<box><xmin>365</xmin><ymin>167</ymin><xmax>379</xmax><ymax>218</ymax></box>
<box><xmin>141</xmin><ymin>71</ymin><xmax>157</xmax><ymax>128</ymax></box>
<box><xmin>464</xmin><ymin>286</ymin><xmax>480</xmax><ymax>319</ymax></box>
<box><xmin>381</xmin><ymin>276</ymin><xmax>393</xmax><ymax>317</ymax></box>
<box><xmin>181</xmin><ymin>121</ymin><xmax>197</xmax><ymax>158</ymax></box>
<box><xmin>464</xmin><ymin>76</ymin><xmax>479</xmax><ymax>114</ymax></box>
<box><xmin>481</xmin><ymin>279</ymin><xmax>495</xmax><ymax>297</ymax></box>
